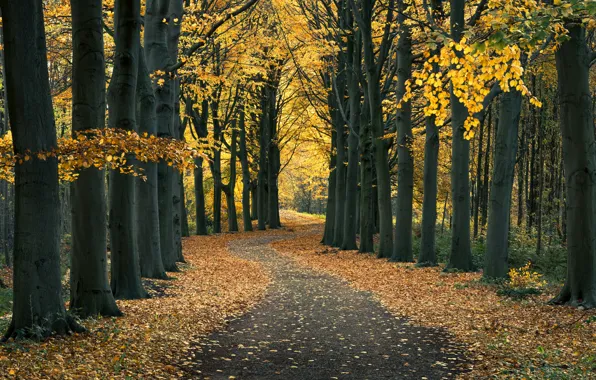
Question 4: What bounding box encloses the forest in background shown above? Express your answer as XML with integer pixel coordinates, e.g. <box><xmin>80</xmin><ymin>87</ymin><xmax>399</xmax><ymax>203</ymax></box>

<box><xmin>0</xmin><ymin>0</ymin><xmax>593</xmax><ymax>376</ymax></box>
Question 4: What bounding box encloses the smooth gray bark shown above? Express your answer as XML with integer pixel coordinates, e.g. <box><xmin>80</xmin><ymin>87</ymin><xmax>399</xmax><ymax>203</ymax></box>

<box><xmin>239</xmin><ymin>107</ymin><xmax>253</xmax><ymax>232</ymax></box>
<box><xmin>136</xmin><ymin>49</ymin><xmax>168</xmax><ymax>279</ymax></box>
<box><xmin>332</xmin><ymin>84</ymin><xmax>347</xmax><ymax>245</ymax></box>
<box><xmin>445</xmin><ymin>0</ymin><xmax>474</xmax><ymax>271</ymax></box>
<box><xmin>322</xmin><ymin>128</ymin><xmax>337</xmax><ymax>244</ymax></box>
<box><xmin>107</xmin><ymin>0</ymin><xmax>148</xmax><ymax>299</ymax></box>
<box><xmin>210</xmin><ymin>98</ymin><xmax>223</xmax><ymax>233</ymax></box>
<box><xmin>224</xmin><ymin>127</ymin><xmax>240</xmax><ymax>232</ymax></box>
<box><xmin>341</xmin><ymin>26</ymin><xmax>361</xmax><ymax>251</ymax></box>
<box><xmin>552</xmin><ymin>23</ymin><xmax>596</xmax><ymax>308</ymax></box>
<box><xmin>191</xmin><ymin>98</ymin><xmax>209</xmax><ymax>235</ymax></box>
<box><xmin>257</xmin><ymin>89</ymin><xmax>269</xmax><ymax>231</ymax></box>
<box><xmin>168</xmin><ymin>0</ymin><xmax>185</xmax><ymax>263</ymax></box>
<box><xmin>2</xmin><ymin>0</ymin><xmax>83</xmax><ymax>338</ymax></box>
<box><xmin>354</xmin><ymin>0</ymin><xmax>394</xmax><ymax>258</ymax></box>
<box><xmin>145</xmin><ymin>0</ymin><xmax>178</xmax><ymax>271</ymax></box>
<box><xmin>418</xmin><ymin>115</ymin><xmax>439</xmax><ymax>266</ymax></box>
<box><xmin>267</xmin><ymin>79</ymin><xmax>282</xmax><ymax>230</ymax></box>
<box><xmin>359</xmin><ymin>87</ymin><xmax>374</xmax><ymax>253</ymax></box>
<box><xmin>70</xmin><ymin>0</ymin><xmax>122</xmax><ymax>315</ymax></box>
<box><xmin>484</xmin><ymin>90</ymin><xmax>522</xmax><ymax>278</ymax></box>
<box><xmin>391</xmin><ymin>4</ymin><xmax>414</xmax><ymax>262</ymax></box>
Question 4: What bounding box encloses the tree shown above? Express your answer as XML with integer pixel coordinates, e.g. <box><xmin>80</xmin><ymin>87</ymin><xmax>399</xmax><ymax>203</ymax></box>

<box><xmin>107</xmin><ymin>0</ymin><xmax>148</xmax><ymax>299</ymax></box>
<box><xmin>145</xmin><ymin>0</ymin><xmax>178</xmax><ymax>271</ymax></box>
<box><xmin>137</xmin><ymin>49</ymin><xmax>168</xmax><ymax>279</ymax></box>
<box><xmin>484</xmin><ymin>89</ymin><xmax>522</xmax><ymax>278</ymax></box>
<box><xmin>391</xmin><ymin>0</ymin><xmax>414</xmax><ymax>262</ymax></box>
<box><xmin>1</xmin><ymin>0</ymin><xmax>84</xmax><ymax>338</ymax></box>
<box><xmin>351</xmin><ymin>0</ymin><xmax>395</xmax><ymax>259</ymax></box>
<box><xmin>551</xmin><ymin>21</ymin><xmax>596</xmax><ymax>308</ymax></box>
<box><xmin>70</xmin><ymin>0</ymin><xmax>122</xmax><ymax>315</ymax></box>
<box><xmin>445</xmin><ymin>0</ymin><xmax>474</xmax><ymax>271</ymax></box>
<box><xmin>340</xmin><ymin>12</ymin><xmax>361</xmax><ymax>251</ymax></box>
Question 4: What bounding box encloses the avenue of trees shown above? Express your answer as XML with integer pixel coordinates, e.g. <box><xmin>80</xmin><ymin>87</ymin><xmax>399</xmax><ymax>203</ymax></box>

<box><xmin>298</xmin><ymin>0</ymin><xmax>596</xmax><ymax>308</ymax></box>
<box><xmin>0</xmin><ymin>0</ymin><xmax>294</xmax><ymax>338</ymax></box>
<box><xmin>0</xmin><ymin>0</ymin><xmax>595</xmax><ymax>342</ymax></box>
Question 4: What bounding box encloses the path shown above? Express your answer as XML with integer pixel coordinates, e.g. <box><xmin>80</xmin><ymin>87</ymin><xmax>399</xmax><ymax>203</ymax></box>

<box><xmin>185</xmin><ymin>228</ymin><xmax>469</xmax><ymax>379</ymax></box>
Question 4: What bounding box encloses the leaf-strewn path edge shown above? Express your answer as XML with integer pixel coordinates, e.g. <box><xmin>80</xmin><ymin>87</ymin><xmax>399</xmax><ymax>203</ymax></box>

<box><xmin>272</xmin><ymin>211</ymin><xmax>596</xmax><ymax>379</ymax></box>
<box><xmin>0</xmin><ymin>230</ymin><xmax>273</xmax><ymax>379</ymax></box>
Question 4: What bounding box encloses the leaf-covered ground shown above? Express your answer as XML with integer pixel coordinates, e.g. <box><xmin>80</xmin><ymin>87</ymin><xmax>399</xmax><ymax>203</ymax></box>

<box><xmin>0</xmin><ymin>232</ymin><xmax>270</xmax><ymax>378</ymax></box>
<box><xmin>186</xmin><ymin>230</ymin><xmax>469</xmax><ymax>379</ymax></box>
<box><xmin>273</xmin><ymin>212</ymin><xmax>596</xmax><ymax>379</ymax></box>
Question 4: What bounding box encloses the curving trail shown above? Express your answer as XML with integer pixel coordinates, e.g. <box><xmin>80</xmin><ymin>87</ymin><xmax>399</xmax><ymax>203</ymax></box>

<box><xmin>185</xmin><ymin>224</ymin><xmax>469</xmax><ymax>379</ymax></box>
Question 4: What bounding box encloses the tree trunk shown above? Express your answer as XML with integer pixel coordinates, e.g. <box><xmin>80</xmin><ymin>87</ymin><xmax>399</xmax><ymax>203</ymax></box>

<box><xmin>481</xmin><ymin>104</ymin><xmax>492</xmax><ymax>231</ymax></box>
<box><xmin>341</xmin><ymin>27</ymin><xmax>361</xmax><ymax>251</ymax></box>
<box><xmin>225</xmin><ymin>127</ymin><xmax>239</xmax><ymax>232</ymax></box>
<box><xmin>484</xmin><ymin>90</ymin><xmax>522</xmax><ymax>278</ymax></box>
<box><xmin>192</xmin><ymin>97</ymin><xmax>209</xmax><ymax>235</ymax></box>
<box><xmin>332</xmin><ymin>87</ymin><xmax>347</xmax><ymax>246</ymax></box>
<box><xmin>473</xmin><ymin>113</ymin><xmax>486</xmax><ymax>238</ymax></box>
<box><xmin>536</xmin><ymin>93</ymin><xmax>544</xmax><ymax>256</ymax></box>
<box><xmin>359</xmin><ymin>86</ymin><xmax>374</xmax><ymax>253</ymax></box>
<box><xmin>211</xmin><ymin>106</ymin><xmax>223</xmax><ymax>234</ymax></box>
<box><xmin>144</xmin><ymin>0</ymin><xmax>178</xmax><ymax>271</ymax></box>
<box><xmin>322</xmin><ymin>127</ymin><xmax>337</xmax><ymax>244</ymax></box>
<box><xmin>353</xmin><ymin>0</ymin><xmax>395</xmax><ymax>258</ymax></box>
<box><xmin>267</xmin><ymin>81</ymin><xmax>281</xmax><ymax>229</ymax></box>
<box><xmin>257</xmin><ymin>88</ymin><xmax>269</xmax><ymax>231</ymax></box>
<box><xmin>418</xmin><ymin>116</ymin><xmax>440</xmax><ymax>266</ymax></box>
<box><xmin>168</xmin><ymin>0</ymin><xmax>185</xmax><ymax>263</ymax></box>
<box><xmin>551</xmin><ymin>23</ymin><xmax>596</xmax><ymax>308</ymax></box>
<box><xmin>136</xmin><ymin>48</ymin><xmax>168</xmax><ymax>279</ymax></box>
<box><xmin>250</xmin><ymin>182</ymin><xmax>258</xmax><ymax>220</ymax></box>
<box><xmin>239</xmin><ymin>106</ymin><xmax>253</xmax><ymax>232</ymax></box>
<box><xmin>70</xmin><ymin>0</ymin><xmax>123</xmax><ymax>316</ymax></box>
<box><xmin>391</xmin><ymin>6</ymin><xmax>414</xmax><ymax>262</ymax></box>
<box><xmin>517</xmin><ymin>116</ymin><xmax>525</xmax><ymax>227</ymax></box>
<box><xmin>107</xmin><ymin>0</ymin><xmax>148</xmax><ymax>299</ymax></box>
<box><xmin>181</xmin><ymin>176</ymin><xmax>189</xmax><ymax>237</ymax></box>
<box><xmin>446</xmin><ymin>0</ymin><xmax>473</xmax><ymax>271</ymax></box>
<box><xmin>194</xmin><ymin>158</ymin><xmax>208</xmax><ymax>234</ymax></box>
<box><xmin>2</xmin><ymin>0</ymin><xmax>84</xmax><ymax>338</ymax></box>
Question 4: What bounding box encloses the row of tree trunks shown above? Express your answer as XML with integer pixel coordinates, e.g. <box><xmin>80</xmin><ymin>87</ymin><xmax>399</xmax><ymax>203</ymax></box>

<box><xmin>1</xmin><ymin>0</ymin><xmax>84</xmax><ymax>338</ymax></box>
<box><xmin>354</xmin><ymin>0</ymin><xmax>395</xmax><ymax>259</ymax></box>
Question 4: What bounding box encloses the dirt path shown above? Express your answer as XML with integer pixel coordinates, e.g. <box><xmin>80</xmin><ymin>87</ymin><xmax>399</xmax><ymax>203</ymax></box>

<box><xmin>185</xmin><ymin>228</ymin><xmax>469</xmax><ymax>379</ymax></box>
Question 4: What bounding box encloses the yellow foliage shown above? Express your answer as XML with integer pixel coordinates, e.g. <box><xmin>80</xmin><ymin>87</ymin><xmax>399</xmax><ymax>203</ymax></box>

<box><xmin>508</xmin><ymin>262</ymin><xmax>547</xmax><ymax>290</ymax></box>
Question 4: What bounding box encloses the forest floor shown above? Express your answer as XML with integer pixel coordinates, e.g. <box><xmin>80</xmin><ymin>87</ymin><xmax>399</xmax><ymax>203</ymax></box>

<box><xmin>0</xmin><ymin>230</ymin><xmax>273</xmax><ymax>378</ymax></box>
<box><xmin>272</xmin><ymin>212</ymin><xmax>596</xmax><ymax>379</ymax></box>
<box><xmin>0</xmin><ymin>212</ymin><xmax>594</xmax><ymax>379</ymax></box>
<box><xmin>184</xmin><ymin>217</ymin><xmax>468</xmax><ymax>379</ymax></box>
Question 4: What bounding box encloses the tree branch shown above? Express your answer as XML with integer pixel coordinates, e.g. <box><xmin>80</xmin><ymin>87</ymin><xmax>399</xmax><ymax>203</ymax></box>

<box><xmin>166</xmin><ymin>0</ymin><xmax>260</xmax><ymax>72</ymax></box>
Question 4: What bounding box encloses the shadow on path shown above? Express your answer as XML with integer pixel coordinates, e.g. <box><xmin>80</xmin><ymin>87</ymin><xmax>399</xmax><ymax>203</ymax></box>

<box><xmin>184</xmin><ymin>233</ymin><xmax>469</xmax><ymax>379</ymax></box>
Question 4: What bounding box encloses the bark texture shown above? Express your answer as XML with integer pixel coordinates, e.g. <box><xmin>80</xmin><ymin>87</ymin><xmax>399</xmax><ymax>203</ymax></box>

<box><xmin>2</xmin><ymin>0</ymin><xmax>83</xmax><ymax>338</ymax></box>
<box><xmin>145</xmin><ymin>0</ymin><xmax>178</xmax><ymax>271</ymax></box>
<box><xmin>70</xmin><ymin>0</ymin><xmax>122</xmax><ymax>316</ymax></box>
<box><xmin>107</xmin><ymin>0</ymin><xmax>148</xmax><ymax>299</ymax></box>
<box><xmin>136</xmin><ymin>49</ymin><xmax>168</xmax><ymax>279</ymax></box>
<box><xmin>484</xmin><ymin>90</ymin><xmax>522</xmax><ymax>278</ymax></box>
<box><xmin>552</xmin><ymin>23</ymin><xmax>596</xmax><ymax>308</ymax></box>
